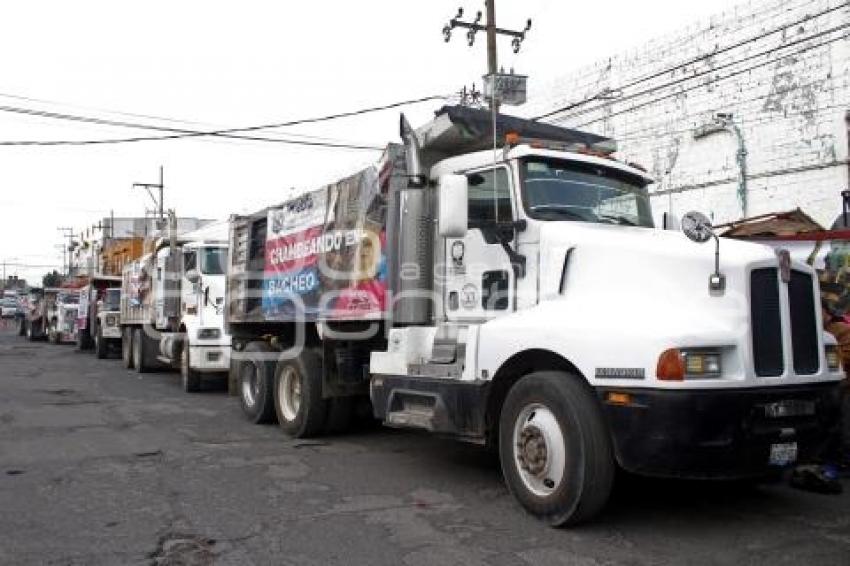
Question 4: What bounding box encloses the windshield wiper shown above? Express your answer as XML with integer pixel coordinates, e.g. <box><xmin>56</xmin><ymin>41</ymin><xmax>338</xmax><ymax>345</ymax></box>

<box><xmin>528</xmin><ymin>204</ymin><xmax>590</xmax><ymax>221</ymax></box>
<box><xmin>599</xmin><ymin>214</ymin><xmax>637</xmax><ymax>226</ymax></box>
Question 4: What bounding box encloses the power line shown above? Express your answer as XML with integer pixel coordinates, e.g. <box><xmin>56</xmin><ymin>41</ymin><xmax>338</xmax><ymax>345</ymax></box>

<box><xmin>606</xmin><ymin>73</ymin><xmax>848</xmax><ymax>145</ymax></box>
<box><xmin>534</xmin><ymin>1</ymin><xmax>849</xmax><ymax>120</ymax></box>
<box><xmin>0</xmin><ymin>94</ymin><xmax>449</xmax><ymax>148</ymax></box>
<box><xmin>570</xmin><ymin>29</ymin><xmax>849</xmax><ymax>130</ymax></box>
<box><xmin>561</xmin><ymin>22</ymin><xmax>850</xmax><ymax>128</ymax></box>
<box><xmin>0</xmin><ymin>91</ymin><xmax>388</xmax><ymax>146</ymax></box>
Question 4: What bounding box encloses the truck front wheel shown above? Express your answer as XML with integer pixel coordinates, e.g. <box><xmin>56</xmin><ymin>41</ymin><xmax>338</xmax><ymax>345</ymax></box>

<box><xmin>122</xmin><ymin>328</ymin><xmax>134</xmax><ymax>369</ymax></box>
<box><xmin>95</xmin><ymin>327</ymin><xmax>108</xmax><ymax>359</ymax></box>
<box><xmin>499</xmin><ymin>371</ymin><xmax>615</xmax><ymax>527</ymax></box>
<box><xmin>27</xmin><ymin>321</ymin><xmax>39</xmax><ymax>342</ymax></box>
<box><xmin>49</xmin><ymin>321</ymin><xmax>60</xmax><ymax>345</ymax></box>
<box><xmin>274</xmin><ymin>349</ymin><xmax>326</xmax><ymax>438</ymax></box>
<box><xmin>238</xmin><ymin>342</ymin><xmax>277</xmax><ymax>424</ymax></box>
<box><xmin>181</xmin><ymin>341</ymin><xmax>202</xmax><ymax>393</ymax></box>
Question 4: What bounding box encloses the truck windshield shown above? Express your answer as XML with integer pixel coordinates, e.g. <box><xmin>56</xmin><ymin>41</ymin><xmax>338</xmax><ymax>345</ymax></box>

<box><xmin>104</xmin><ymin>289</ymin><xmax>121</xmax><ymax>310</ymax></box>
<box><xmin>58</xmin><ymin>293</ymin><xmax>79</xmax><ymax>305</ymax></box>
<box><xmin>521</xmin><ymin>158</ymin><xmax>654</xmax><ymax>228</ymax></box>
<box><xmin>200</xmin><ymin>247</ymin><xmax>226</xmax><ymax>275</ymax></box>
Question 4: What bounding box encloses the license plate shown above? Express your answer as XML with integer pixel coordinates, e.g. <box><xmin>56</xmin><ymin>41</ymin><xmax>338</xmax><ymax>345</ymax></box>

<box><xmin>769</xmin><ymin>442</ymin><xmax>798</xmax><ymax>466</ymax></box>
<box><xmin>762</xmin><ymin>400</ymin><xmax>816</xmax><ymax>418</ymax></box>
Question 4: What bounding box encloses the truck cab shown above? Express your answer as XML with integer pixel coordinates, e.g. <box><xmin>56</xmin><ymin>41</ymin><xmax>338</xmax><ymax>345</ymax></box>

<box><xmin>93</xmin><ymin>287</ymin><xmax>122</xmax><ymax>358</ymax></box>
<box><xmin>176</xmin><ymin>241</ymin><xmax>230</xmax><ymax>388</ymax></box>
<box><xmin>121</xmin><ymin>221</ymin><xmax>230</xmax><ymax>392</ymax></box>
<box><xmin>48</xmin><ymin>290</ymin><xmax>79</xmax><ymax>344</ymax></box>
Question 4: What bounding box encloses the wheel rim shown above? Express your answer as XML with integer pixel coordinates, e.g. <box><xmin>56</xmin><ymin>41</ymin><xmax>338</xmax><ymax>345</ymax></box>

<box><xmin>241</xmin><ymin>363</ymin><xmax>259</xmax><ymax>407</ymax></box>
<box><xmin>278</xmin><ymin>366</ymin><xmax>301</xmax><ymax>422</ymax></box>
<box><xmin>512</xmin><ymin>403</ymin><xmax>566</xmax><ymax>497</ymax></box>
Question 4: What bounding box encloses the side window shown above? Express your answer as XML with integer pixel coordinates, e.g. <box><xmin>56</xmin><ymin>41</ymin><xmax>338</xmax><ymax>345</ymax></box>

<box><xmin>184</xmin><ymin>250</ymin><xmax>197</xmax><ymax>273</ymax></box>
<box><xmin>467</xmin><ymin>168</ymin><xmax>513</xmax><ymax>226</ymax></box>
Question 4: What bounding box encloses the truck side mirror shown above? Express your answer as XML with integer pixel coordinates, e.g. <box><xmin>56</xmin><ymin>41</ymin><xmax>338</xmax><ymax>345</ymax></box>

<box><xmin>185</xmin><ymin>269</ymin><xmax>200</xmax><ymax>284</ymax></box>
<box><xmin>438</xmin><ymin>174</ymin><xmax>468</xmax><ymax>238</ymax></box>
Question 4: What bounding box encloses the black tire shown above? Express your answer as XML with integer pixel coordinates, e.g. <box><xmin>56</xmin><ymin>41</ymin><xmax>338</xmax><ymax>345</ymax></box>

<box><xmin>325</xmin><ymin>397</ymin><xmax>354</xmax><ymax>434</ymax></box>
<box><xmin>181</xmin><ymin>340</ymin><xmax>202</xmax><ymax>393</ymax></box>
<box><xmin>238</xmin><ymin>342</ymin><xmax>277</xmax><ymax>424</ymax></box>
<box><xmin>273</xmin><ymin>349</ymin><xmax>326</xmax><ymax>438</ymax></box>
<box><xmin>132</xmin><ymin>328</ymin><xmax>149</xmax><ymax>373</ymax></box>
<box><xmin>95</xmin><ymin>327</ymin><xmax>108</xmax><ymax>359</ymax></box>
<box><xmin>499</xmin><ymin>371</ymin><xmax>615</xmax><ymax>527</ymax></box>
<box><xmin>75</xmin><ymin>328</ymin><xmax>91</xmax><ymax>351</ymax></box>
<box><xmin>122</xmin><ymin>327</ymin><xmax>134</xmax><ymax>369</ymax></box>
<box><xmin>17</xmin><ymin>318</ymin><xmax>26</xmax><ymax>337</ymax></box>
<box><xmin>26</xmin><ymin>320</ymin><xmax>38</xmax><ymax>342</ymax></box>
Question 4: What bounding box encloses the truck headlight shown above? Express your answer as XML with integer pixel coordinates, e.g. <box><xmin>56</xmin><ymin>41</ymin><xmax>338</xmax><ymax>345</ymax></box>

<box><xmin>657</xmin><ymin>348</ymin><xmax>722</xmax><ymax>381</ymax></box>
<box><xmin>825</xmin><ymin>345</ymin><xmax>841</xmax><ymax>372</ymax></box>
<box><xmin>682</xmin><ymin>349</ymin><xmax>722</xmax><ymax>377</ymax></box>
<box><xmin>197</xmin><ymin>328</ymin><xmax>221</xmax><ymax>340</ymax></box>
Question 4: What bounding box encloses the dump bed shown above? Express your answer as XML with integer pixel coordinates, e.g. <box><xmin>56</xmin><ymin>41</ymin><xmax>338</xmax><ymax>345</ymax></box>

<box><xmin>228</xmin><ymin>145</ymin><xmax>405</xmax><ymax>324</ymax></box>
<box><xmin>120</xmin><ymin>255</ymin><xmax>156</xmax><ymax>325</ymax></box>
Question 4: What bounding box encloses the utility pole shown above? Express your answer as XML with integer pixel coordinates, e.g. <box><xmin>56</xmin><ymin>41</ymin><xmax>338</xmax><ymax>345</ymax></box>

<box><xmin>486</xmin><ymin>0</ymin><xmax>497</xmax><ymax>85</ymax></box>
<box><xmin>133</xmin><ymin>166</ymin><xmax>165</xmax><ymax>230</ymax></box>
<box><xmin>57</xmin><ymin>227</ymin><xmax>74</xmax><ymax>276</ymax></box>
<box><xmin>443</xmin><ymin>2</ymin><xmax>531</xmax><ymax>111</ymax></box>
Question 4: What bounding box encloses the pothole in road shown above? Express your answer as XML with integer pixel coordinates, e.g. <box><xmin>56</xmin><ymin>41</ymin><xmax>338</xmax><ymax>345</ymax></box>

<box><xmin>149</xmin><ymin>532</ymin><xmax>216</xmax><ymax>566</ymax></box>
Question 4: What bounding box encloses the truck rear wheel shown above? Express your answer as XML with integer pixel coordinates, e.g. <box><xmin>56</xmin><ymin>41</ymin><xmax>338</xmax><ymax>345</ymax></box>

<box><xmin>132</xmin><ymin>328</ymin><xmax>150</xmax><ymax>373</ymax></box>
<box><xmin>122</xmin><ymin>328</ymin><xmax>134</xmax><ymax>369</ymax></box>
<box><xmin>26</xmin><ymin>320</ymin><xmax>39</xmax><ymax>342</ymax></box>
<box><xmin>95</xmin><ymin>327</ymin><xmax>108</xmax><ymax>359</ymax></box>
<box><xmin>181</xmin><ymin>341</ymin><xmax>202</xmax><ymax>393</ymax></box>
<box><xmin>499</xmin><ymin>371</ymin><xmax>614</xmax><ymax>527</ymax></box>
<box><xmin>238</xmin><ymin>342</ymin><xmax>277</xmax><ymax>424</ymax></box>
<box><xmin>273</xmin><ymin>349</ymin><xmax>326</xmax><ymax>438</ymax></box>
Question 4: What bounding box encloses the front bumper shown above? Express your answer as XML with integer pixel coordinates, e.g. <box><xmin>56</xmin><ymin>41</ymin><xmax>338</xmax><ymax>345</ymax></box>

<box><xmin>189</xmin><ymin>344</ymin><xmax>231</xmax><ymax>372</ymax></box>
<box><xmin>101</xmin><ymin>326</ymin><xmax>122</xmax><ymax>339</ymax></box>
<box><xmin>599</xmin><ymin>383</ymin><xmax>841</xmax><ymax>479</ymax></box>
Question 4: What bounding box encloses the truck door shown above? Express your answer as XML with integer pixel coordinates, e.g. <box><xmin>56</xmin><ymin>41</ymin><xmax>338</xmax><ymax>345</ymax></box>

<box><xmin>443</xmin><ymin>166</ymin><xmax>516</xmax><ymax>322</ymax></box>
<box><xmin>154</xmin><ymin>252</ymin><xmax>168</xmax><ymax>329</ymax></box>
<box><xmin>182</xmin><ymin>249</ymin><xmax>199</xmax><ymax>320</ymax></box>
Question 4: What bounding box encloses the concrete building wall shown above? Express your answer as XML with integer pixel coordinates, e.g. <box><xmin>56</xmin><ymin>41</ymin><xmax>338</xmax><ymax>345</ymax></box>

<box><xmin>531</xmin><ymin>0</ymin><xmax>850</xmax><ymax>227</ymax></box>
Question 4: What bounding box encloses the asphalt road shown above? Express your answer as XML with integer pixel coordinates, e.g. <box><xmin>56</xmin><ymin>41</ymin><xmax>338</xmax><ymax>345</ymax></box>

<box><xmin>0</xmin><ymin>326</ymin><xmax>848</xmax><ymax>566</ymax></box>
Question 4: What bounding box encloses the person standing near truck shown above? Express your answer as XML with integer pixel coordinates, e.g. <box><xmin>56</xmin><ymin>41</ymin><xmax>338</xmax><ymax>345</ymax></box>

<box><xmin>819</xmin><ymin>240</ymin><xmax>850</xmax><ymax>474</ymax></box>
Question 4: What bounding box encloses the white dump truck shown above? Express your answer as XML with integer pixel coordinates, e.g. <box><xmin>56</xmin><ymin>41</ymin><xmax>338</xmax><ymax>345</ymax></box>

<box><xmin>74</xmin><ymin>275</ymin><xmax>122</xmax><ymax>352</ymax></box>
<box><xmin>226</xmin><ymin>105</ymin><xmax>843</xmax><ymax>525</ymax></box>
<box><xmin>47</xmin><ymin>288</ymin><xmax>80</xmax><ymax>345</ymax></box>
<box><xmin>120</xmin><ymin>220</ymin><xmax>230</xmax><ymax>391</ymax></box>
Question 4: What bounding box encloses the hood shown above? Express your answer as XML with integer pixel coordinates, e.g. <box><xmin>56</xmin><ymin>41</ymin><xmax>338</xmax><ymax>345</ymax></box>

<box><xmin>535</xmin><ymin>222</ymin><xmax>790</xmax><ymax>339</ymax></box>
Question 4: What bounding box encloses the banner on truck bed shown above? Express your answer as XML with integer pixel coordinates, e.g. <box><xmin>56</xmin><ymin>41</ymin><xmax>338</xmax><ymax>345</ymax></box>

<box><xmin>262</xmin><ymin>165</ymin><xmax>389</xmax><ymax>320</ymax></box>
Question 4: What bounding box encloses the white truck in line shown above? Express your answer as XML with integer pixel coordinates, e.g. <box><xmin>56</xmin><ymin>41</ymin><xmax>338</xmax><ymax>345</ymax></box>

<box><xmin>120</xmin><ymin>220</ymin><xmax>231</xmax><ymax>391</ymax></box>
<box><xmin>73</xmin><ymin>275</ymin><xmax>122</xmax><ymax>354</ymax></box>
<box><xmin>226</xmin><ymin>105</ymin><xmax>843</xmax><ymax>525</ymax></box>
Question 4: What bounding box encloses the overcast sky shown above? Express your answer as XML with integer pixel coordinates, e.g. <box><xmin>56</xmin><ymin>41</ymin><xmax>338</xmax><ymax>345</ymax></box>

<box><xmin>0</xmin><ymin>0</ymin><xmax>746</xmax><ymax>284</ymax></box>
